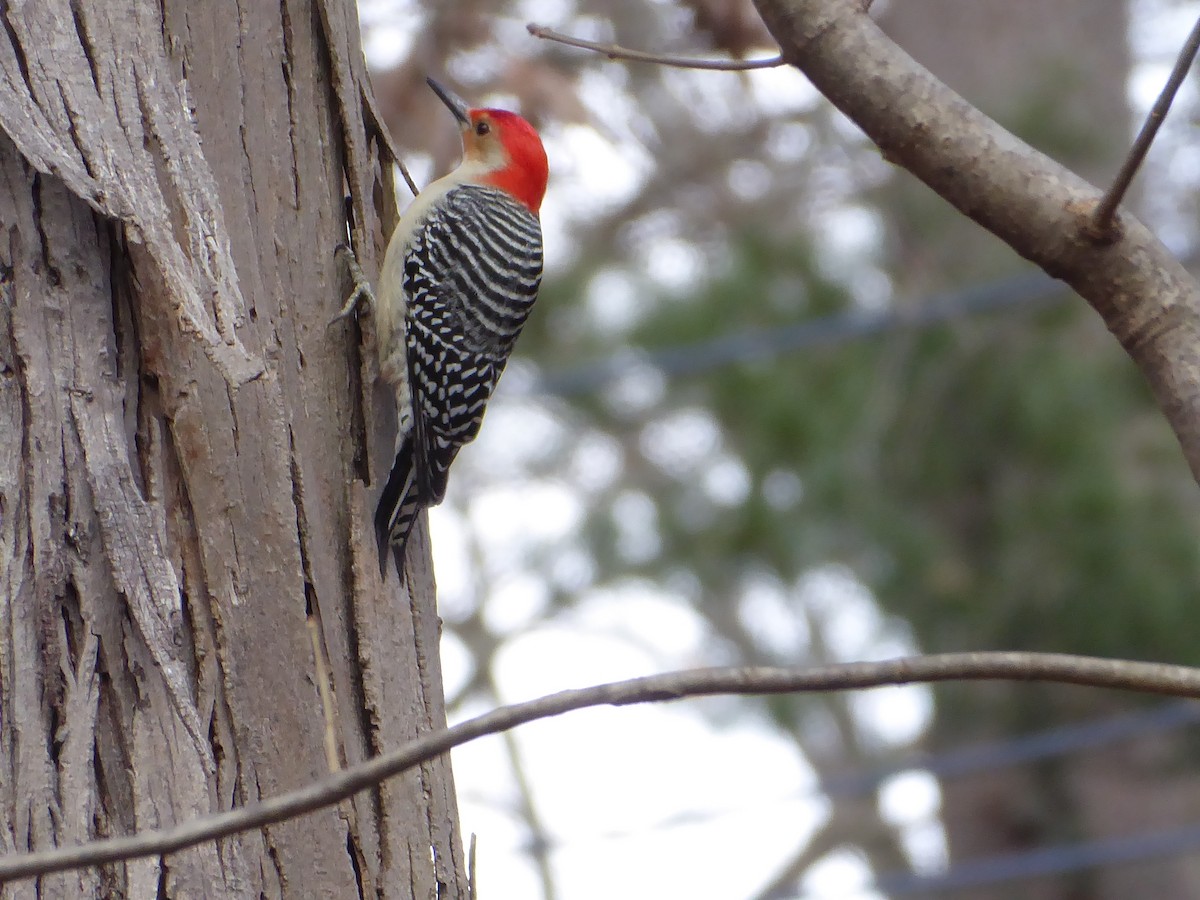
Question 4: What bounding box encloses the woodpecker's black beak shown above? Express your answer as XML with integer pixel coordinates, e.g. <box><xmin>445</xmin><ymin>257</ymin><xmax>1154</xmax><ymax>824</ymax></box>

<box><xmin>426</xmin><ymin>77</ymin><xmax>471</xmax><ymax>127</ymax></box>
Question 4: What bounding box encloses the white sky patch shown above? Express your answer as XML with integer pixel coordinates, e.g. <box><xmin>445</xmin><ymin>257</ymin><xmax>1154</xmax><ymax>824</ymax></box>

<box><xmin>362</xmin><ymin>23</ymin><xmax>418</xmax><ymax>69</ymax></box>
<box><xmin>583</xmin><ymin>267</ymin><xmax>642</xmax><ymax>334</ymax></box>
<box><xmin>576</xmin><ymin>66</ymin><xmax>638</xmax><ymax>130</ymax></box>
<box><xmin>801</xmin><ymin>848</ymin><xmax>886</xmax><ymax>900</ymax></box>
<box><xmin>495</xmin><ymin>625</ymin><xmax>665</xmax><ymax>694</ymax></box>
<box><xmin>898</xmin><ymin>818</ymin><xmax>951</xmax><ymax>878</ymax></box>
<box><xmin>568</xmin><ymin>430</ymin><xmax>625</xmax><ymax>494</ymax></box>
<box><xmin>540</xmin><ymin>118</ymin><xmax>649</xmax><ymax>268</ymax></box>
<box><xmin>574</xmin><ymin>584</ymin><xmax>707</xmax><ymax>664</ymax></box>
<box><xmin>639</xmin><ymin>407</ymin><xmax>722</xmax><ymax>474</ymax></box>
<box><xmin>549</xmin><ymin>546</ymin><xmax>596</xmax><ymax>593</ymax></box>
<box><xmin>452</xmin><ymin>761</ymin><xmax>548</xmax><ymax>899</ymax></box>
<box><xmin>458</xmin><ymin>656</ymin><xmax>827</xmax><ymax>895</ymax></box>
<box><xmin>465</xmin><ymin>400</ymin><xmax>566</xmax><ymax>470</ymax></box>
<box><xmin>438</xmin><ymin>627</ymin><xmax>474</xmax><ymax>700</ymax></box>
<box><xmin>766</xmin><ymin>120</ymin><xmax>814</xmax><ymax>163</ymax></box>
<box><xmin>1130</xmin><ymin>0</ymin><xmax>1200</xmax><ymax>59</ymax></box>
<box><xmin>460</xmin><ymin>821</ymin><xmax>546</xmax><ymax>900</ymax></box>
<box><xmin>1166</xmin><ymin>141</ymin><xmax>1200</xmax><ymax>188</ymax></box>
<box><xmin>464</xmin><ymin>697</ymin><xmax>823</xmax><ymax>900</ymax></box>
<box><xmin>800</xmin><ymin>566</ymin><xmax>886</xmax><ymax>661</ymax></box>
<box><xmin>702</xmin><ymin>453</ymin><xmax>751</xmax><ymax>507</ymax></box>
<box><xmin>537</xmin><ymin>180</ymin><xmax>572</xmax><ymax>271</ymax></box>
<box><xmin>467</xmin><ymin>481</ymin><xmax>583</xmax><ymax>566</ymax></box>
<box><xmin>809</xmin><ymin>160</ymin><xmax>872</xmax><ymax>209</ymax></box>
<box><xmin>516</xmin><ymin>0</ymin><xmax>574</xmax><ymax>27</ymax></box>
<box><xmin>602</xmin><ymin>359</ymin><xmax>667</xmax><ymax>415</ymax></box>
<box><xmin>851</xmin><ymin>683</ymin><xmax>934</xmax><ymax>750</ymax></box>
<box><xmin>878</xmin><ymin>770</ymin><xmax>949</xmax><ymax>874</ymax></box>
<box><xmin>611</xmin><ymin>489</ymin><xmax>662</xmax><ymax>564</ymax></box>
<box><xmin>447</xmin><ymin>44</ymin><xmax>508</xmax><ymax>86</ymax></box>
<box><xmin>1128</xmin><ymin>62</ymin><xmax>1178</xmax><ymax>110</ymax></box>
<box><xmin>429</xmin><ymin>504</ymin><xmax>475</xmax><ymax>615</ymax></box>
<box><xmin>739</xmin><ymin>577</ymin><xmax>811</xmax><ymax>659</ymax></box>
<box><xmin>813</xmin><ymin>204</ymin><xmax>883</xmax><ymax>281</ymax></box>
<box><xmin>358</xmin><ymin>0</ymin><xmax>422</xmax><ymax>68</ymax></box>
<box><xmin>545</xmin><ymin>126</ymin><xmax>642</xmax><ymax>207</ymax></box>
<box><xmin>660</xmin><ymin>67</ymin><xmax>757</xmax><ymax>135</ymax></box>
<box><xmin>747</xmin><ymin>65</ymin><xmax>823</xmax><ymax>116</ymax></box>
<box><xmin>641</xmin><ymin>235</ymin><xmax>705</xmax><ymax>291</ymax></box>
<box><xmin>488</xmin><ymin>356</ymin><xmax>540</xmax><ymax>397</ymax></box>
<box><xmin>728</xmin><ymin>158</ymin><xmax>774</xmax><ymax>201</ymax></box>
<box><xmin>483</xmin><ymin>571</ymin><xmax>551</xmax><ymax>634</ymax></box>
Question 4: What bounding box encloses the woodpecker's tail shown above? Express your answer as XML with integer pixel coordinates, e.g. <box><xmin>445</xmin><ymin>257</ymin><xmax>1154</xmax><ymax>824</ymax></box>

<box><xmin>375</xmin><ymin>438</ymin><xmax>423</xmax><ymax>576</ymax></box>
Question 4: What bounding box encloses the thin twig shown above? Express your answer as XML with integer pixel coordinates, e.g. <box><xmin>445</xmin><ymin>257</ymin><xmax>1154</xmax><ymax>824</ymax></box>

<box><xmin>3</xmin><ymin>652</ymin><xmax>1200</xmax><ymax>882</ymax></box>
<box><xmin>360</xmin><ymin>81</ymin><xmax>419</xmax><ymax>196</ymax></box>
<box><xmin>1090</xmin><ymin>13</ymin><xmax>1200</xmax><ymax>238</ymax></box>
<box><xmin>527</xmin><ymin>24</ymin><xmax>784</xmax><ymax>71</ymax></box>
<box><xmin>468</xmin><ymin>833</ymin><xmax>478</xmax><ymax>900</ymax></box>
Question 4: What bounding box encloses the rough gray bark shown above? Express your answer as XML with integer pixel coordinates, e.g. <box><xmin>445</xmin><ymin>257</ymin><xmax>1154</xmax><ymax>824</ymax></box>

<box><xmin>0</xmin><ymin>2</ymin><xmax>464</xmax><ymax>897</ymax></box>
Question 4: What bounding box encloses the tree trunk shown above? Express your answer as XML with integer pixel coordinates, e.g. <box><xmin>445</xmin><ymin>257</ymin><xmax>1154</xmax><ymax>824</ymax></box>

<box><xmin>0</xmin><ymin>2</ymin><xmax>464</xmax><ymax>897</ymax></box>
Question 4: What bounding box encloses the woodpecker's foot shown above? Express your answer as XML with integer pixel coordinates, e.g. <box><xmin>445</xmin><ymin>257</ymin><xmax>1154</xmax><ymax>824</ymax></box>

<box><xmin>332</xmin><ymin>243</ymin><xmax>376</xmax><ymax>325</ymax></box>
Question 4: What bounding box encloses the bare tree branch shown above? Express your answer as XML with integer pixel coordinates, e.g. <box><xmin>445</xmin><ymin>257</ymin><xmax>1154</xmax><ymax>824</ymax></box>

<box><xmin>1091</xmin><ymin>13</ymin><xmax>1200</xmax><ymax>238</ymax></box>
<box><xmin>3</xmin><ymin>651</ymin><xmax>1199</xmax><ymax>883</ymax></box>
<box><xmin>359</xmin><ymin>79</ymin><xmax>420</xmax><ymax>197</ymax></box>
<box><xmin>527</xmin><ymin>24</ymin><xmax>785</xmax><ymax>70</ymax></box>
<box><xmin>468</xmin><ymin>833</ymin><xmax>478</xmax><ymax>900</ymax></box>
<box><xmin>751</xmin><ymin>0</ymin><xmax>1200</xmax><ymax>484</ymax></box>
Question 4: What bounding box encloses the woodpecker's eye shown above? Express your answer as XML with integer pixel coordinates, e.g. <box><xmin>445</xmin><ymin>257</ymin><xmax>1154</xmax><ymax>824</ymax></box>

<box><xmin>475</xmin><ymin>120</ymin><xmax>490</xmax><ymax>136</ymax></box>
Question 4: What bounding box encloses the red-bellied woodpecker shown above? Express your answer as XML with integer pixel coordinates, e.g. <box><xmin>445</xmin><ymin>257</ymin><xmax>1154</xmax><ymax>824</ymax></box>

<box><xmin>341</xmin><ymin>78</ymin><xmax>548</xmax><ymax>574</ymax></box>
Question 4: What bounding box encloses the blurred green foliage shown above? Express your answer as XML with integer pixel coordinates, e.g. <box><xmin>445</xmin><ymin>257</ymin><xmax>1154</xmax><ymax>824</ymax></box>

<box><xmin>515</xmin><ymin>36</ymin><xmax>1199</xmax><ymax>745</ymax></box>
<box><xmin>535</xmin><ymin>228</ymin><xmax>1200</xmax><ymax>728</ymax></box>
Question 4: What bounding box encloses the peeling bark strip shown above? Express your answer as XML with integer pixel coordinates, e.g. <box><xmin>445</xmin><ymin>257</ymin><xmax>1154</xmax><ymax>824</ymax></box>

<box><xmin>752</xmin><ymin>0</ymin><xmax>1200</xmax><ymax>482</ymax></box>
<box><xmin>0</xmin><ymin>1</ymin><xmax>258</xmax><ymax>384</ymax></box>
<box><xmin>0</xmin><ymin>2</ymin><xmax>464</xmax><ymax>898</ymax></box>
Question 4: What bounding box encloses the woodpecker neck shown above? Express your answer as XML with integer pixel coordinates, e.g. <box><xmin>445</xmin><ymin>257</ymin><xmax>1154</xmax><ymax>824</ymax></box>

<box><xmin>481</xmin><ymin>167</ymin><xmax>545</xmax><ymax>215</ymax></box>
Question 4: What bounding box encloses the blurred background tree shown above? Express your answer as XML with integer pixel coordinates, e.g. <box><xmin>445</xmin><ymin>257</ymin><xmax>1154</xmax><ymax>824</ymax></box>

<box><xmin>361</xmin><ymin>0</ymin><xmax>1200</xmax><ymax>897</ymax></box>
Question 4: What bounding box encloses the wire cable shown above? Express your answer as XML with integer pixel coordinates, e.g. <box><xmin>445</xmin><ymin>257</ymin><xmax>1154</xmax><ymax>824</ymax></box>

<box><xmin>538</xmin><ymin>271</ymin><xmax>1065</xmax><ymax>397</ymax></box>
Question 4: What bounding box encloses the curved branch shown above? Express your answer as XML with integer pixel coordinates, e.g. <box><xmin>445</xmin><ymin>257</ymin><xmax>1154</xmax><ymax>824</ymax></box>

<box><xmin>752</xmin><ymin>0</ymin><xmax>1200</xmax><ymax>482</ymax></box>
<box><xmin>3</xmin><ymin>651</ymin><xmax>1199</xmax><ymax>882</ymax></box>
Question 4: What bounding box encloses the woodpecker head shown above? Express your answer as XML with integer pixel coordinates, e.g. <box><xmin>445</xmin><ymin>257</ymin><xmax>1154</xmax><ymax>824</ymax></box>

<box><xmin>427</xmin><ymin>77</ymin><xmax>549</xmax><ymax>215</ymax></box>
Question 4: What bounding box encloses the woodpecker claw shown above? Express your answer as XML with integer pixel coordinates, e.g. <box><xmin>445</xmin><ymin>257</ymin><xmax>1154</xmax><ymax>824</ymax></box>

<box><xmin>332</xmin><ymin>243</ymin><xmax>376</xmax><ymax>326</ymax></box>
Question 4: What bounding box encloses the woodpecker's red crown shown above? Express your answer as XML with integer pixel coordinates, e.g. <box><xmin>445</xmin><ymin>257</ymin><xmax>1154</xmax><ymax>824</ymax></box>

<box><xmin>465</xmin><ymin>108</ymin><xmax>548</xmax><ymax>215</ymax></box>
<box><xmin>427</xmin><ymin>78</ymin><xmax>549</xmax><ymax>214</ymax></box>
